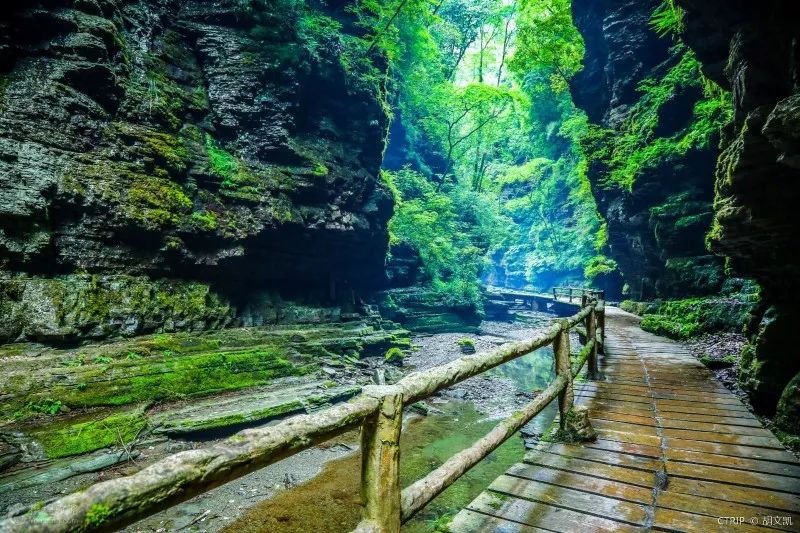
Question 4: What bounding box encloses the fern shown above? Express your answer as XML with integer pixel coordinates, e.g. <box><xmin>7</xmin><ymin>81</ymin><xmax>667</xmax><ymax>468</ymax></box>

<box><xmin>650</xmin><ymin>0</ymin><xmax>685</xmax><ymax>38</ymax></box>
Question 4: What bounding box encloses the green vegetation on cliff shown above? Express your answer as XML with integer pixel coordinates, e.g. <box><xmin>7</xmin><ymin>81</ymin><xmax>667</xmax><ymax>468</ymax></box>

<box><xmin>582</xmin><ymin>43</ymin><xmax>732</xmax><ymax>192</ymax></box>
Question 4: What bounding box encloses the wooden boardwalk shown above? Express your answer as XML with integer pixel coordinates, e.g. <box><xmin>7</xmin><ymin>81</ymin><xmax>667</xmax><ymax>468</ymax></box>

<box><xmin>451</xmin><ymin>307</ymin><xmax>800</xmax><ymax>532</ymax></box>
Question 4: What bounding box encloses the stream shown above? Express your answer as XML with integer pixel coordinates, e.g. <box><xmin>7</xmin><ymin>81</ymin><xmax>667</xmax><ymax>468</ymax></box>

<box><xmin>221</xmin><ymin>313</ymin><xmax>559</xmax><ymax>533</ymax></box>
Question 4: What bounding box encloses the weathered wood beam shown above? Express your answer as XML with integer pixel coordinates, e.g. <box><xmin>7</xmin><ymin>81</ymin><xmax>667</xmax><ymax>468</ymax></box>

<box><xmin>399</xmin><ymin>374</ymin><xmax>568</xmax><ymax>522</ymax></box>
<box><xmin>572</xmin><ymin>339</ymin><xmax>596</xmax><ymax>379</ymax></box>
<box><xmin>359</xmin><ymin>386</ymin><xmax>403</xmax><ymax>533</ymax></box>
<box><xmin>554</xmin><ymin>320</ymin><xmax>574</xmax><ymax>431</ymax></box>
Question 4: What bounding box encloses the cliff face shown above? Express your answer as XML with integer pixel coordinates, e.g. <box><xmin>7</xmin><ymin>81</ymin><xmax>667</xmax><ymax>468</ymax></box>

<box><xmin>571</xmin><ymin>0</ymin><xmax>725</xmax><ymax>301</ymax></box>
<box><xmin>0</xmin><ymin>0</ymin><xmax>393</xmax><ymax>343</ymax></box>
<box><xmin>675</xmin><ymin>0</ymin><xmax>800</xmax><ymax>426</ymax></box>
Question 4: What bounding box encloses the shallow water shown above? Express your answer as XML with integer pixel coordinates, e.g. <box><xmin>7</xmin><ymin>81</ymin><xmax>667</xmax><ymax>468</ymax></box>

<box><xmin>224</xmin><ymin>347</ymin><xmax>558</xmax><ymax>532</ymax></box>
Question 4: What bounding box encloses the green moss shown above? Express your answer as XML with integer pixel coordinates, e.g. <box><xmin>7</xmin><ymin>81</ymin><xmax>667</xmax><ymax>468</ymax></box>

<box><xmin>456</xmin><ymin>338</ymin><xmax>475</xmax><ymax>349</ymax></box>
<box><xmin>123</xmin><ymin>175</ymin><xmax>192</xmax><ymax>229</ymax></box>
<box><xmin>16</xmin><ymin>398</ymin><xmax>64</xmax><ymax>418</ymax></box>
<box><xmin>384</xmin><ymin>347</ymin><xmax>404</xmax><ymax>364</ymax></box>
<box><xmin>620</xmin><ymin>300</ymin><xmax>659</xmax><ymax>316</ymax></box>
<box><xmin>84</xmin><ymin>503</ymin><xmax>112</xmax><ymax>528</ymax></box>
<box><xmin>115</xmin><ymin>123</ymin><xmax>190</xmax><ymax>177</ymax></box>
<box><xmin>191</xmin><ymin>210</ymin><xmax>219</xmax><ymax>231</ymax></box>
<box><xmin>638</xmin><ymin>296</ymin><xmax>753</xmax><ymax>339</ymax></box>
<box><xmin>204</xmin><ymin>133</ymin><xmax>264</xmax><ymax>202</ymax></box>
<box><xmin>310</xmin><ymin>162</ymin><xmax>329</xmax><ymax>176</ymax></box>
<box><xmin>157</xmin><ymin>400</ymin><xmax>303</xmax><ymax>434</ymax></box>
<box><xmin>31</xmin><ymin>407</ymin><xmax>147</xmax><ymax>459</ymax></box>
<box><xmin>583</xmin><ymin>46</ymin><xmax>732</xmax><ymax>191</ymax></box>
<box><xmin>4</xmin><ymin>322</ymin><xmax>409</xmax><ymax>418</ymax></box>
<box><xmin>49</xmin><ymin>348</ymin><xmax>309</xmax><ymax>409</ymax></box>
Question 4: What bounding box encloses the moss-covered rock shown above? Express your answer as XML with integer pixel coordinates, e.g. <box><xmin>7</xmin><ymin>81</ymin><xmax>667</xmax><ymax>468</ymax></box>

<box><xmin>775</xmin><ymin>372</ymin><xmax>800</xmax><ymax>435</ymax></box>
<box><xmin>738</xmin><ymin>307</ymin><xmax>798</xmax><ymax>414</ymax></box>
<box><xmin>26</xmin><ymin>406</ymin><xmax>147</xmax><ymax>459</ymax></box>
<box><xmin>637</xmin><ymin>295</ymin><xmax>755</xmax><ymax>340</ymax></box>
<box><xmin>0</xmin><ymin>320</ymin><xmax>409</xmax><ymax>420</ymax></box>
<box><xmin>0</xmin><ymin>275</ymin><xmax>234</xmax><ymax>344</ymax></box>
<box><xmin>375</xmin><ymin>287</ymin><xmax>482</xmax><ymax>334</ymax></box>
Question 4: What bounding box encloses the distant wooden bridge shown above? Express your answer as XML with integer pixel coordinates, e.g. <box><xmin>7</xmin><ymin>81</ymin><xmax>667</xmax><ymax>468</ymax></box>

<box><xmin>2</xmin><ymin>294</ymin><xmax>797</xmax><ymax>533</ymax></box>
<box><xmin>487</xmin><ymin>286</ymin><xmax>605</xmax><ymax>316</ymax></box>
<box><xmin>451</xmin><ymin>307</ymin><xmax>800</xmax><ymax>532</ymax></box>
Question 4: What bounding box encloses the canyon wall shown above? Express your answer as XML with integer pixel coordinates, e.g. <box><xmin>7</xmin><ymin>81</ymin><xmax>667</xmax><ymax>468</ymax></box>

<box><xmin>0</xmin><ymin>0</ymin><xmax>393</xmax><ymax>343</ymax></box>
<box><xmin>571</xmin><ymin>0</ymin><xmax>725</xmax><ymax>301</ymax></box>
<box><xmin>675</xmin><ymin>0</ymin><xmax>800</xmax><ymax>428</ymax></box>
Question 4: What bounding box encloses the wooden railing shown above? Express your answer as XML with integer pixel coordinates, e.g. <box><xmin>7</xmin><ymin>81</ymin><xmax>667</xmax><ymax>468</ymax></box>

<box><xmin>553</xmin><ymin>286</ymin><xmax>605</xmax><ymax>304</ymax></box>
<box><xmin>0</xmin><ymin>300</ymin><xmax>605</xmax><ymax>533</ymax></box>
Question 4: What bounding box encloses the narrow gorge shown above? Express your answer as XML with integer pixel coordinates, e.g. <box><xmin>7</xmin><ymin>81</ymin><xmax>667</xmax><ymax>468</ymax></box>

<box><xmin>0</xmin><ymin>1</ymin><xmax>798</xmax><ymax>532</ymax></box>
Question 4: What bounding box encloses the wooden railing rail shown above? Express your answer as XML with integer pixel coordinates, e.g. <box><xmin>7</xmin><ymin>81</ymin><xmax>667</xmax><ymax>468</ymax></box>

<box><xmin>0</xmin><ymin>299</ymin><xmax>605</xmax><ymax>533</ymax></box>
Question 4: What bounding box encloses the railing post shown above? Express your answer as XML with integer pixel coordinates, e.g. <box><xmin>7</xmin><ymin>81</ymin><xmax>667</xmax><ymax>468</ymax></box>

<box><xmin>586</xmin><ymin>307</ymin><xmax>598</xmax><ymax>379</ymax></box>
<box><xmin>553</xmin><ymin>287</ymin><xmax>557</xmax><ymax>301</ymax></box>
<box><xmin>596</xmin><ymin>300</ymin><xmax>605</xmax><ymax>354</ymax></box>
<box><xmin>358</xmin><ymin>386</ymin><xmax>403</xmax><ymax>533</ymax></box>
<box><xmin>569</xmin><ymin>288</ymin><xmax>573</xmax><ymax>303</ymax></box>
<box><xmin>554</xmin><ymin>320</ymin><xmax>573</xmax><ymax>430</ymax></box>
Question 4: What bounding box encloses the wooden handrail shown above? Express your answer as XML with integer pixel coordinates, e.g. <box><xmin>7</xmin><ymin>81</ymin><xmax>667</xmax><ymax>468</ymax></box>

<box><xmin>0</xmin><ymin>300</ymin><xmax>605</xmax><ymax>533</ymax></box>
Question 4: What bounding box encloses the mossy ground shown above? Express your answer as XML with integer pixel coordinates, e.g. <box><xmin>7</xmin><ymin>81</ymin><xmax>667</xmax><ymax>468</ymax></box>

<box><xmin>27</xmin><ymin>406</ymin><xmax>147</xmax><ymax>459</ymax></box>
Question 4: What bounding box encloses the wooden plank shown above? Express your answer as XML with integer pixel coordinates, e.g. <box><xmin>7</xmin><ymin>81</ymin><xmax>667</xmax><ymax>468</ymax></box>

<box><xmin>653</xmin><ymin>391</ymin><xmax>744</xmax><ymax>404</ymax></box>
<box><xmin>657</xmin><ymin>404</ymin><xmax>761</xmax><ymax>420</ymax></box>
<box><xmin>666</xmin><ymin>437</ymin><xmax>798</xmax><ymax>463</ymax></box>
<box><xmin>583</xmin><ymin>438</ymin><xmax>663</xmax><ymax>460</ymax></box>
<box><xmin>587</xmin><ymin>410</ymin><xmax>658</xmax><ymax>427</ymax></box>
<box><xmin>576</xmin><ymin>391</ymin><xmax>653</xmax><ymax>407</ymax></box>
<box><xmin>466</xmin><ymin>491</ymin><xmax>646</xmax><ymax>532</ymax></box>
<box><xmin>658</xmin><ymin>412</ymin><xmax>764</xmax><ymax>428</ymax></box>
<box><xmin>666</xmin><ymin>448</ymin><xmax>800</xmax><ymax>478</ymax></box>
<box><xmin>667</xmin><ymin>461</ymin><xmax>800</xmax><ymax>494</ymax></box>
<box><xmin>659</xmin><ymin>420</ymin><xmax>776</xmax><ymax>437</ymax></box>
<box><xmin>542</xmin><ymin>442</ymin><xmax>661</xmax><ymax>472</ymax></box>
<box><xmin>665</xmin><ymin>478</ymin><xmax>800</xmax><ymax>513</ymax></box>
<box><xmin>523</xmin><ymin>451</ymin><xmax>655</xmax><ymax>487</ymax></box>
<box><xmin>488</xmin><ymin>475</ymin><xmax>650</xmax><ymax>525</ymax></box>
<box><xmin>596</xmin><ymin>428</ymin><xmax>663</xmax><ymax>448</ymax></box>
<box><xmin>656</xmin><ymin>398</ymin><xmax>752</xmax><ymax>412</ymax></box>
<box><xmin>505</xmin><ymin>463</ymin><xmax>653</xmax><ymax>505</ymax></box>
<box><xmin>663</xmin><ymin>428</ymin><xmax>785</xmax><ymax>449</ymax></box>
<box><xmin>591</xmin><ymin>419</ymin><xmax>660</xmax><ymax>437</ymax></box>
<box><xmin>576</xmin><ymin>397</ymin><xmax>654</xmax><ymax>415</ymax></box>
<box><xmin>449</xmin><ymin>509</ymin><xmax>548</xmax><ymax>533</ymax></box>
<box><xmin>653</xmin><ymin>507</ymin><xmax>774</xmax><ymax>533</ymax></box>
<box><xmin>656</xmin><ymin>490</ymin><xmax>800</xmax><ymax>532</ymax></box>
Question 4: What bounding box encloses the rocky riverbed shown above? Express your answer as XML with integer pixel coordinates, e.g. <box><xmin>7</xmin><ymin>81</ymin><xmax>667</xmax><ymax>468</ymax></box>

<box><xmin>0</xmin><ymin>310</ymin><xmax>563</xmax><ymax>532</ymax></box>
